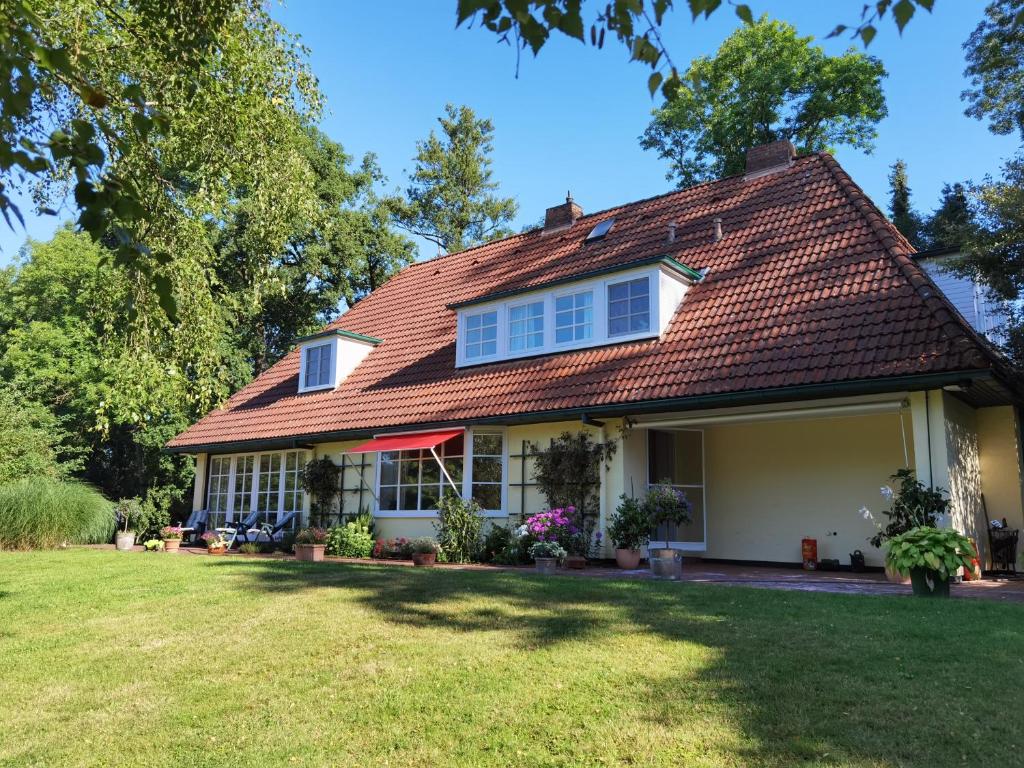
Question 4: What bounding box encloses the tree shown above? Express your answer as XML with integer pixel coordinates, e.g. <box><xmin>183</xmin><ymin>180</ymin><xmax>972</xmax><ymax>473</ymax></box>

<box><xmin>1</xmin><ymin>0</ymin><xmax>323</xmax><ymax>317</ymax></box>
<box><xmin>639</xmin><ymin>18</ymin><xmax>887</xmax><ymax>188</ymax></box>
<box><xmin>0</xmin><ymin>386</ymin><xmax>69</xmax><ymax>484</ymax></box>
<box><xmin>457</xmin><ymin>0</ymin><xmax>934</xmax><ymax>101</ymax></box>
<box><xmin>925</xmin><ymin>183</ymin><xmax>975</xmax><ymax>250</ymax></box>
<box><xmin>963</xmin><ymin>0</ymin><xmax>1024</xmax><ymax>140</ymax></box>
<box><xmin>887</xmin><ymin>160</ymin><xmax>926</xmax><ymax>249</ymax></box>
<box><xmin>390</xmin><ymin>104</ymin><xmax>518</xmax><ymax>254</ymax></box>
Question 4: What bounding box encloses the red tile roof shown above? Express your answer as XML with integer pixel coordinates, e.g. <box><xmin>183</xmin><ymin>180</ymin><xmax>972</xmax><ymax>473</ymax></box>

<box><xmin>168</xmin><ymin>153</ymin><xmax>1001</xmax><ymax>451</ymax></box>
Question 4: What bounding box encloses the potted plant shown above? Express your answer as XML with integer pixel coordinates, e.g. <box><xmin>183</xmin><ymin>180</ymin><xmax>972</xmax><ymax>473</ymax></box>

<box><xmin>201</xmin><ymin>531</ymin><xmax>228</xmax><ymax>555</ymax></box>
<box><xmin>142</xmin><ymin>538</ymin><xmax>164</xmax><ymax>552</ymax></box>
<box><xmin>529</xmin><ymin>540</ymin><xmax>566</xmax><ymax>575</ymax></box>
<box><xmin>886</xmin><ymin>526</ymin><xmax>976</xmax><ymax>598</ymax></box>
<box><xmin>861</xmin><ymin>469</ymin><xmax>949</xmax><ymax>583</ymax></box>
<box><xmin>643</xmin><ymin>482</ymin><xmax>691</xmax><ymax>578</ymax></box>
<box><xmin>160</xmin><ymin>525</ymin><xmax>183</xmax><ymax>553</ymax></box>
<box><xmin>113</xmin><ymin>498</ymin><xmax>142</xmax><ymax>551</ymax></box>
<box><xmin>410</xmin><ymin>537</ymin><xmax>438</xmax><ymax>566</ymax></box>
<box><xmin>294</xmin><ymin>527</ymin><xmax>327</xmax><ymax>562</ymax></box>
<box><xmin>608</xmin><ymin>495</ymin><xmax>650</xmax><ymax>569</ymax></box>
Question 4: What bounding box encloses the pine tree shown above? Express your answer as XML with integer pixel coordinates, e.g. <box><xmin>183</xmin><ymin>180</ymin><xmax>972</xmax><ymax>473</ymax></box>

<box><xmin>888</xmin><ymin>160</ymin><xmax>926</xmax><ymax>249</ymax></box>
<box><xmin>925</xmin><ymin>183</ymin><xmax>975</xmax><ymax>250</ymax></box>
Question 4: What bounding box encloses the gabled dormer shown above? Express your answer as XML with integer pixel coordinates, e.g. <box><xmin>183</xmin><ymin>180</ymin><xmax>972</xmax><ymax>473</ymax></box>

<box><xmin>295</xmin><ymin>329</ymin><xmax>382</xmax><ymax>393</ymax></box>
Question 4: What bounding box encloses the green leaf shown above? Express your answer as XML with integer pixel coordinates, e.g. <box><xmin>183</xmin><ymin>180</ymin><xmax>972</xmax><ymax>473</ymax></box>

<box><xmin>648</xmin><ymin>72</ymin><xmax>663</xmax><ymax>97</ymax></box>
<box><xmin>735</xmin><ymin>4</ymin><xmax>753</xmax><ymax>25</ymax></box>
<box><xmin>860</xmin><ymin>26</ymin><xmax>877</xmax><ymax>46</ymax></box>
<box><xmin>891</xmin><ymin>0</ymin><xmax>915</xmax><ymax>33</ymax></box>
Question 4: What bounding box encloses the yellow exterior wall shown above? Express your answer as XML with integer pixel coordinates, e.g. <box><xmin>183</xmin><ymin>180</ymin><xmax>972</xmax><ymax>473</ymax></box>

<box><xmin>191</xmin><ymin>453</ymin><xmax>207</xmax><ymax>512</ymax></box>
<box><xmin>649</xmin><ymin>412</ymin><xmax>912</xmax><ymax>567</ymax></box>
<box><xmin>312</xmin><ymin>440</ymin><xmax>377</xmax><ymax>524</ymax></box>
<box><xmin>977</xmin><ymin>405</ymin><xmax>1024</xmax><ymax>536</ymax></box>
<box><xmin>941</xmin><ymin>393</ymin><xmax>985</xmax><ymax>554</ymax></box>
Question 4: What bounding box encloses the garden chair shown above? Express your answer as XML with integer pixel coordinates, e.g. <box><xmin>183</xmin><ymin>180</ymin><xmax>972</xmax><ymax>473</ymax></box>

<box><xmin>215</xmin><ymin>509</ymin><xmax>262</xmax><ymax>549</ymax></box>
<box><xmin>249</xmin><ymin>511</ymin><xmax>298</xmax><ymax>544</ymax></box>
<box><xmin>180</xmin><ymin>509</ymin><xmax>209</xmax><ymax>544</ymax></box>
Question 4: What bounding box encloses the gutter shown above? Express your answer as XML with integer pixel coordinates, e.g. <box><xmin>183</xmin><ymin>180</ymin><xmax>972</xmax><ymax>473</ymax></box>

<box><xmin>165</xmin><ymin>368</ymin><xmax>996</xmax><ymax>455</ymax></box>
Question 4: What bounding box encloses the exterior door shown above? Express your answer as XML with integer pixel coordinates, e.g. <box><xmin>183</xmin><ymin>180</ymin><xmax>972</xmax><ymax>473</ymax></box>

<box><xmin>647</xmin><ymin>429</ymin><xmax>707</xmax><ymax>551</ymax></box>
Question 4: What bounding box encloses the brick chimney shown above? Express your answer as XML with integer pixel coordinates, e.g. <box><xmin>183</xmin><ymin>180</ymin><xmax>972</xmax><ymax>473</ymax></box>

<box><xmin>543</xmin><ymin>192</ymin><xmax>583</xmax><ymax>233</ymax></box>
<box><xmin>745</xmin><ymin>140</ymin><xmax>796</xmax><ymax>178</ymax></box>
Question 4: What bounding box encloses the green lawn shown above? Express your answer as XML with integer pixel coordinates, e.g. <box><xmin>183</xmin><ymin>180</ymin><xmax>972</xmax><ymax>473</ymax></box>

<box><xmin>1</xmin><ymin>551</ymin><xmax>1022</xmax><ymax>767</ymax></box>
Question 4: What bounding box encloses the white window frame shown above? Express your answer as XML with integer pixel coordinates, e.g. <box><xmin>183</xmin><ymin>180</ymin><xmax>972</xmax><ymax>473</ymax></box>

<box><xmin>553</xmin><ymin>288</ymin><xmax>594</xmax><ymax>347</ymax></box>
<box><xmin>644</xmin><ymin>428</ymin><xmax>707</xmax><ymax>552</ymax></box>
<box><xmin>507</xmin><ymin>298</ymin><xmax>545</xmax><ymax>354</ymax></box>
<box><xmin>298</xmin><ymin>341</ymin><xmax>337</xmax><ymax>393</ymax></box>
<box><xmin>463</xmin><ymin>309</ymin><xmax>500</xmax><ymax>362</ymax></box>
<box><xmin>455</xmin><ymin>263</ymin><xmax>692</xmax><ymax>367</ymax></box>
<box><xmin>606</xmin><ymin>275</ymin><xmax>652</xmax><ymax>339</ymax></box>
<box><xmin>373</xmin><ymin>427</ymin><xmax>507</xmax><ymax>518</ymax></box>
<box><xmin>375</xmin><ymin>435</ymin><xmax>465</xmax><ymax>516</ymax></box>
<box><xmin>205</xmin><ymin>449</ymin><xmax>309</xmax><ymax>528</ymax></box>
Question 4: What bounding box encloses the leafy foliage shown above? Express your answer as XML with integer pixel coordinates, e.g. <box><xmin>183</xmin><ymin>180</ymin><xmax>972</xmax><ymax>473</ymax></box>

<box><xmin>409</xmin><ymin>537</ymin><xmax>439</xmax><ymax>555</ymax></box>
<box><xmin>607</xmin><ymin>495</ymin><xmax>650</xmax><ymax>550</ymax></box>
<box><xmin>528</xmin><ymin>540</ymin><xmax>566</xmax><ymax>560</ymax></box>
<box><xmin>0</xmin><ymin>386</ymin><xmax>69</xmax><ymax>484</ymax></box>
<box><xmin>0</xmin><ymin>477</ymin><xmax>113</xmax><ymax>549</ymax></box>
<box><xmin>963</xmin><ymin>0</ymin><xmax>1024</xmax><ymax>140</ymax></box>
<box><xmin>456</xmin><ymin>1</ymin><xmax>924</xmax><ymax>101</ymax></box>
<box><xmin>885</xmin><ymin>526</ymin><xmax>976</xmax><ymax>579</ymax></box>
<box><xmin>925</xmin><ymin>182</ymin><xmax>976</xmax><ymax>250</ymax></box>
<box><xmin>301</xmin><ymin>458</ymin><xmax>341</xmax><ymax>528</ymax></box>
<box><xmin>433</xmin><ymin>491</ymin><xmax>484</xmax><ymax>563</ymax></box>
<box><xmin>866</xmin><ymin>469</ymin><xmax>946</xmax><ymax>549</ymax></box>
<box><xmin>530</xmin><ymin>431</ymin><xmax>617</xmax><ymax>525</ymax></box>
<box><xmin>294</xmin><ymin>527</ymin><xmax>328</xmax><ymax>546</ymax></box>
<box><xmin>640</xmin><ymin>18</ymin><xmax>886</xmax><ymax>187</ymax></box>
<box><xmin>325</xmin><ymin>522</ymin><xmax>374</xmax><ymax>558</ymax></box>
<box><xmin>388</xmin><ymin>104</ymin><xmax>517</xmax><ymax>254</ymax></box>
<box><xmin>643</xmin><ymin>482</ymin><xmax>692</xmax><ymax>530</ymax></box>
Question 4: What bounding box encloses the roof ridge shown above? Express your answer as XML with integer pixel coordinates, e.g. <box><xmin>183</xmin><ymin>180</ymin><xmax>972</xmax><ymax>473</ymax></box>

<box><xmin>817</xmin><ymin>152</ymin><xmax>993</xmax><ymax>370</ymax></box>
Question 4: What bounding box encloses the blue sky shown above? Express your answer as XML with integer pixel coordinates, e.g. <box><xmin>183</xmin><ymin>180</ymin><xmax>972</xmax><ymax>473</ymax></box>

<box><xmin>1</xmin><ymin>1</ymin><xmax>1018</xmax><ymax>261</ymax></box>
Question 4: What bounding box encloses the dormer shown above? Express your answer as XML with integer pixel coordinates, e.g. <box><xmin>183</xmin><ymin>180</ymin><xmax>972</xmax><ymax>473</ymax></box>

<box><xmin>295</xmin><ymin>329</ymin><xmax>382</xmax><ymax>393</ymax></box>
<box><xmin>450</xmin><ymin>255</ymin><xmax>704</xmax><ymax>368</ymax></box>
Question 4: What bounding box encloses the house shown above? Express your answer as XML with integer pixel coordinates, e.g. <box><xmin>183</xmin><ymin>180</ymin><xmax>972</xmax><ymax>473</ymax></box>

<box><xmin>167</xmin><ymin>140</ymin><xmax>1024</xmax><ymax>568</ymax></box>
<box><xmin>915</xmin><ymin>246</ymin><xmax>1006</xmax><ymax>346</ymax></box>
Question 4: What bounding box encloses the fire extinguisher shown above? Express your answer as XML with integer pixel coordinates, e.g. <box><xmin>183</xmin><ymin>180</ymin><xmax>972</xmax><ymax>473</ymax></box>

<box><xmin>802</xmin><ymin>538</ymin><xmax>818</xmax><ymax>570</ymax></box>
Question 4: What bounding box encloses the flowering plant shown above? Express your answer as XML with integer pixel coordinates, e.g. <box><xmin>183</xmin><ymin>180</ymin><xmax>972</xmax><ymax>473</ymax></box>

<box><xmin>643</xmin><ymin>482</ymin><xmax>692</xmax><ymax>530</ymax></box>
<box><xmin>860</xmin><ymin>469</ymin><xmax>947</xmax><ymax>548</ymax></box>
<box><xmin>160</xmin><ymin>526</ymin><xmax>183</xmax><ymax>541</ymax></box>
<box><xmin>294</xmin><ymin>527</ymin><xmax>328</xmax><ymax>545</ymax></box>
<box><xmin>524</xmin><ymin>508</ymin><xmax>577</xmax><ymax>543</ymax></box>
<box><xmin>200</xmin><ymin>531</ymin><xmax>227</xmax><ymax>550</ymax></box>
<box><xmin>529</xmin><ymin>540</ymin><xmax>567</xmax><ymax>560</ymax></box>
<box><xmin>372</xmin><ymin>537</ymin><xmax>412</xmax><ymax>559</ymax></box>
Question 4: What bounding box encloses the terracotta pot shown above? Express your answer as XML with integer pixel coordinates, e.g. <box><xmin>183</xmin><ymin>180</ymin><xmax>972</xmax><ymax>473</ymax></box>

<box><xmin>565</xmin><ymin>554</ymin><xmax>586</xmax><ymax>570</ymax></box>
<box><xmin>411</xmin><ymin>552</ymin><xmax>436</xmax><ymax>567</ymax></box>
<box><xmin>534</xmin><ymin>557</ymin><xmax>558</xmax><ymax>575</ymax></box>
<box><xmin>615</xmin><ymin>548</ymin><xmax>642</xmax><ymax>570</ymax></box>
<box><xmin>208</xmin><ymin>546</ymin><xmax>226</xmax><ymax>556</ymax></box>
<box><xmin>163</xmin><ymin>539</ymin><xmax>181</xmax><ymax>553</ymax></box>
<box><xmin>295</xmin><ymin>543</ymin><xmax>325</xmax><ymax>562</ymax></box>
<box><xmin>885</xmin><ymin>562</ymin><xmax>912</xmax><ymax>585</ymax></box>
<box><xmin>115</xmin><ymin>531</ymin><xmax>136</xmax><ymax>551</ymax></box>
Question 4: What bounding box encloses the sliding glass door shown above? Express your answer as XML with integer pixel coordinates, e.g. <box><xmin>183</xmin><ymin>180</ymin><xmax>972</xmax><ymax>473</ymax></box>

<box><xmin>647</xmin><ymin>429</ymin><xmax>706</xmax><ymax>551</ymax></box>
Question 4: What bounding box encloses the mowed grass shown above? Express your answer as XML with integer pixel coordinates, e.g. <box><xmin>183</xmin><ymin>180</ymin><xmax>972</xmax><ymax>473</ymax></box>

<box><xmin>1</xmin><ymin>551</ymin><xmax>1022</xmax><ymax>767</ymax></box>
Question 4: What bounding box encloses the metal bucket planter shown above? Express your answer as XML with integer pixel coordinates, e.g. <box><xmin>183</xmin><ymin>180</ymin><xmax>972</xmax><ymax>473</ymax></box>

<box><xmin>115</xmin><ymin>531</ymin><xmax>136</xmax><ymax>551</ymax></box>
<box><xmin>650</xmin><ymin>548</ymin><xmax>683</xmax><ymax>580</ymax></box>
<box><xmin>534</xmin><ymin>557</ymin><xmax>558</xmax><ymax>575</ymax></box>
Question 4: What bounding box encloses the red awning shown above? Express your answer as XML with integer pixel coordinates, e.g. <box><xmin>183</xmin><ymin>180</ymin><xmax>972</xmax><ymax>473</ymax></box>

<box><xmin>346</xmin><ymin>429</ymin><xmax>464</xmax><ymax>454</ymax></box>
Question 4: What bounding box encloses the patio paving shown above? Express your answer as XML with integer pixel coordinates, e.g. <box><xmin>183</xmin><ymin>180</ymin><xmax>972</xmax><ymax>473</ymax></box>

<box><xmin>129</xmin><ymin>545</ymin><xmax>1024</xmax><ymax>603</ymax></box>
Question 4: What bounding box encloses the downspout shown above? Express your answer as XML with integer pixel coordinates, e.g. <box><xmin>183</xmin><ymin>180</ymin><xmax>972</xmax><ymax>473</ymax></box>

<box><xmin>925</xmin><ymin>390</ymin><xmax>933</xmax><ymax>485</ymax></box>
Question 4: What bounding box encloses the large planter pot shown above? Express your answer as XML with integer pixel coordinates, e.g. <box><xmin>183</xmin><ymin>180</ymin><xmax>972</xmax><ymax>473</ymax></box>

<box><xmin>115</xmin><ymin>531</ymin><xmax>136</xmax><ymax>551</ymax></box>
<box><xmin>909</xmin><ymin>567</ymin><xmax>951</xmax><ymax>598</ymax></box>
<box><xmin>163</xmin><ymin>539</ymin><xmax>181</xmax><ymax>553</ymax></box>
<box><xmin>411</xmin><ymin>552</ymin><xmax>436</xmax><ymax>567</ymax></box>
<box><xmin>208</xmin><ymin>546</ymin><xmax>226</xmax><ymax>556</ymax></box>
<box><xmin>534</xmin><ymin>557</ymin><xmax>558</xmax><ymax>575</ymax></box>
<box><xmin>295</xmin><ymin>543</ymin><xmax>325</xmax><ymax>562</ymax></box>
<box><xmin>615</xmin><ymin>548</ymin><xmax>642</xmax><ymax>569</ymax></box>
<box><xmin>650</xmin><ymin>548</ymin><xmax>683</xmax><ymax>580</ymax></box>
<box><xmin>885</xmin><ymin>562</ymin><xmax>912</xmax><ymax>585</ymax></box>
<box><xmin>564</xmin><ymin>554</ymin><xmax>586</xmax><ymax>570</ymax></box>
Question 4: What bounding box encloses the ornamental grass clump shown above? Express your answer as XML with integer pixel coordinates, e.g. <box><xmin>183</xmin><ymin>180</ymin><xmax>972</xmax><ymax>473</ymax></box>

<box><xmin>0</xmin><ymin>477</ymin><xmax>114</xmax><ymax>550</ymax></box>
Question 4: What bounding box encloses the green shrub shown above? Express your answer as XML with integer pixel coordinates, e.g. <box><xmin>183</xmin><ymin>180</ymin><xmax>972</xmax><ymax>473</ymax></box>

<box><xmin>325</xmin><ymin>522</ymin><xmax>373</xmax><ymax>558</ymax></box>
<box><xmin>607</xmin><ymin>495</ymin><xmax>651</xmax><ymax>550</ymax></box>
<box><xmin>482</xmin><ymin>523</ymin><xmax>512</xmax><ymax>562</ymax></box>
<box><xmin>433</xmin><ymin>492</ymin><xmax>484</xmax><ymax>564</ymax></box>
<box><xmin>885</xmin><ymin>526</ymin><xmax>976</xmax><ymax>579</ymax></box>
<box><xmin>238</xmin><ymin>542</ymin><xmax>261</xmax><ymax>555</ymax></box>
<box><xmin>0</xmin><ymin>477</ymin><xmax>114</xmax><ymax>549</ymax></box>
<box><xmin>279</xmin><ymin>531</ymin><xmax>296</xmax><ymax>554</ymax></box>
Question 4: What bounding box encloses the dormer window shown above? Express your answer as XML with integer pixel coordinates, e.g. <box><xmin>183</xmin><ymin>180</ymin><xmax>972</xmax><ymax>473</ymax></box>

<box><xmin>451</xmin><ymin>256</ymin><xmax>702</xmax><ymax>368</ymax></box>
<box><xmin>303</xmin><ymin>343</ymin><xmax>333</xmax><ymax>389</ymax></box>
<box><xmin>608</xmin><ymin>277</ymin><xmax>650</xmax><ymax>336</ymax></box>
<box><xmin>295</xmin><ymin>328</ymin><xmax>382</xmax><ymax>393</ymax></box>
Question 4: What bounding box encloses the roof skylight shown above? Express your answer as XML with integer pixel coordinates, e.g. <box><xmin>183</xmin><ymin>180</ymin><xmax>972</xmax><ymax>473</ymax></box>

<box><xmin>585</xmin><ymin>218</ymin><xmax>615</xmax><ymax>242</ymax></box>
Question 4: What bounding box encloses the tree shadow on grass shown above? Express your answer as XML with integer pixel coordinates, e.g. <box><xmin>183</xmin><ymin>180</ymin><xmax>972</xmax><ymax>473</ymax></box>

<box><xmin>220</xmin><ymin>559</ymin><xmax>1024</xmax><ymax>767</ymax></box>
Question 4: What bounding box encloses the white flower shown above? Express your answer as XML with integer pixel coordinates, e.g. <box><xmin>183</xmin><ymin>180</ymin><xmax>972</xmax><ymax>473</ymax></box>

<box><xmin>515</xmin><ymin>524</ymin><xmax>528</xmax><ymax>538</ymax></box>
<box><xmin>859</xmin><ymin>506</ymin><xmax>873</xmax><ymax>521</ymax></box>
<box><xmin>880</xmin><ymin>486</ymin><xmax>894</xmax><ymax>500</ymax></box>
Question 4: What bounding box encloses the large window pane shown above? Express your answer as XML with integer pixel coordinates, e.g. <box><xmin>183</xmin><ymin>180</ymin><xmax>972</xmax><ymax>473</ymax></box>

<box><xmin>304</xmin><ymin>343</ymin><xmax>332</xmax><ymax>388</ymax></box>
<box><xmin>206</xmin><ymin>456</ymin><xmax>231</xmax><ymax>513</ymax></box>
<box><xmin>470</xmin><ymin>431</ymin><xmax>503</xmax><ymax>511</ymax></box>
<box><xmin>377</xmin><ymin>435</ymin><xmax>464</xmax><ymax>513</ymax></box>
<box><xmin>647</xmin><ymin>429</ymin><xmax>705</xmax><ymax>545</ymax></box>
<box><xmin>466</xmin><ymin>311</ymin><xmax>498</xmax><ymax>359</ymax></box>
<box><xmin>232</xmin><ymin>455</ymin><xmax>256</xmax><ymax>515</ymax></box>
<box><xmin>509</xmin><ymin>301</ymin><xmax>544</xmax><ymax>352</ymax></box>
<box><xmin>607</xmin><ymin>277</ymin><xmax>650</xmax><ymax>337</ymax></box>
<box><xmin>555</xmin><ymin>291</ymin><xmax>593</xmax><ymax>343</ymax></box>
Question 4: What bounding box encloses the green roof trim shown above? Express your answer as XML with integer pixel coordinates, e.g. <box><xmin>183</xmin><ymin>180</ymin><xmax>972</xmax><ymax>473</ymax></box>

<box><xmin>447</xmin><ymin>255</ymin><xmax>705</xmax><ymax>310</ymax></box>
<box><xmin>293</xmin><ymin>328</ymin><xmax>383</xmax><ymax>346</ymax></box>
